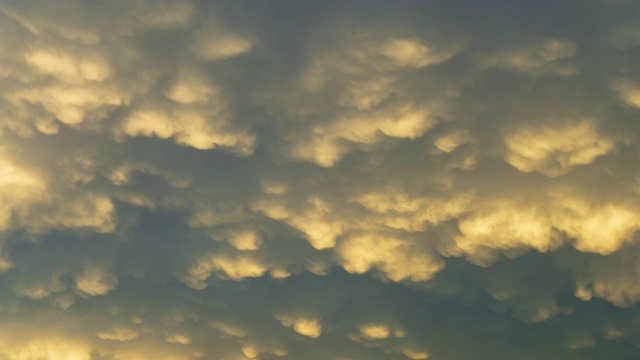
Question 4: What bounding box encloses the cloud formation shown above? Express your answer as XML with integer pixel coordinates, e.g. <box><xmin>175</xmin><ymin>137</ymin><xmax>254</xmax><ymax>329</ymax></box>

<box><xmin>1</xmin><ymin>0</ymin><xmax>640</xmax><ymax>359</ymax></box>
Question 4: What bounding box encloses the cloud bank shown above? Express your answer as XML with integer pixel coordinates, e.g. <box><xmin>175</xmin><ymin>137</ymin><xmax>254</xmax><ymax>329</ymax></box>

<box><xmin>1</xmin><ymin>0</ymin><xmax>640</xmax><ymax>359</ymax></box>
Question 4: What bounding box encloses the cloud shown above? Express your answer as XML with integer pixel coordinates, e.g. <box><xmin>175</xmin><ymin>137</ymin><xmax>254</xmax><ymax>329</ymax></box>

<box><xmin>503</xmin><ymin>119</ymin><xmax>614</xmax><ymax>177</ymax></box>
<box><xmin>358</xmin><ymin>324</ymin><xmax>393</xmax><ymax>340</ymax></box>
<box><xmin>337</xmin><ymin>234</ymin><xmax>444</xmax><ymax>282</ymax></box>
<box><xmin>401</xmin><ymin>349</ymin><xmax>430</xmax><ymax>360</ymax></box>
<box><xmin>95</xmin><ymin>328</ymin><xmax>139</xmax><ymax>342</ymax></box>
<box><xmin>612</xmin><ymin>79</ymin><xmax>640</xmax><ymax>108</ymax></box>
<box><xmin>276</xmin><ymin>315</ymin><xmax>323</xmax><ymax>338</ymax></box>
<box><xmin>256</xmin><ymin>20</ymin><xmax>462</xmax><ymax>167</ymax></box>
<box><xmin>75</xmin><ymin>266</ymin><xmax>118</xmax><ymax>297</ymax></box>
<box><xmin>0</xmin><ymin>151</ymin><xmax>46</xmax><ymax>229</ymax></box>
<box><xmin>192</xmin><ymin>25</ymin><xmax>253</xmax><ymax>61</ymax></box>
<box><xmin>184</xmin><ymin>253</ymin><xmax>269</xmax><ymax>288</ymax></box>
<box><xmin>481</xmin><ymin>38</ymin><xmax>578</xmax><ymax>75</ymax></box>
<box><xmin>1</xmin><ymin>1</ymin><xmax>640</xmax><ymax>359</ymax></box>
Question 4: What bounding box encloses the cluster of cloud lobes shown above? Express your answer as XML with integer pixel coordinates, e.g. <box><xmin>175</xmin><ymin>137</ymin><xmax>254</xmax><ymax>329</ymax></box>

<box><xmin>3</xmin><ymin>0</ymin><xmax>640</xmax><ymax>359</ymax></box>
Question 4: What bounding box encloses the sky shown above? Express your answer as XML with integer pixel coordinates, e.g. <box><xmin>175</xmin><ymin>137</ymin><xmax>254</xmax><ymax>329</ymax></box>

<box><xmin>1</xmin><ymin>0</ymin><xmax>640</xmax><ymax>359</ymax></box>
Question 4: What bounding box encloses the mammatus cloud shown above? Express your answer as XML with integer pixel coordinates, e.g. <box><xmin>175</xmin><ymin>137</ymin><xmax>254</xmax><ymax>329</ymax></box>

<box><xmin>256</xmin><ymin>23</ymin><xmax>462</xmax><ymax>167</ymax></box>
<box><xmin>613</xmin><ymin>78</ymin><xmax>640</xmax><ymax>108</ymax></box>
<box><xmin>276</xmin><ymin>315</ymin><xmax>323</xmax><ymax>338</ymax></box>
<box><xmin>2</xmin><ymin>0</ymin><xmax>640</xmax><ymax>359</ymax></box>
<box><xmin>337</xmin><ymin>233</ymin><xmax>444</xmax><ymax>282</ymax></box>
<box><xmin>503</xmin><ymin>119</ymin><xmax>614</xmax><ymax>177</ymax></box>
<box><xmin>480</xmin><ymin>38</ymin><xmax>578</xmax><ymax>75</ymax></box>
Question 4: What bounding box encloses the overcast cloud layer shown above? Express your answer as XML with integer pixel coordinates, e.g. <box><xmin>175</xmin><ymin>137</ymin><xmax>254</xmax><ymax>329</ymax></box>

<box><xmin>2</xmin><ymin>0</ymin><xmax>640</xmax><ymax>359</ymax></box>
